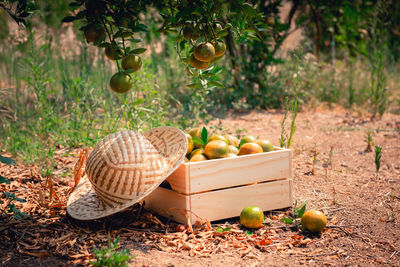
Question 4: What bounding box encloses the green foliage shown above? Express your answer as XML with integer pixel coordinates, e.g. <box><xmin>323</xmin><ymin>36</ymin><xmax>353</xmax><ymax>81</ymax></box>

<box><xmin>215</xmin><ymin>226</ymin><xmax>231</xmax><ymax>233</ymax></box>
<box><xmin>368</xmin><ymin>1</ymin><xmax>389</xmax><ymax>119</ymax></box>
<box><xmin>281</xmin><ymin>200</ymin><xmax>306</xmax><ymax>226</ymax></box>
<box><xmin>0</xmin><ymin>28</ymin><xmax>178</xmax><ymax>165</ymax></box>
<box><xmin>0</xmin><ymin>0</ymin><xmax>37</xmax><ymax>25</ymax></box>
<box><xmin>0</xmin><ymin>157</ymin><xmax>28</xmax><ymax>220</ymax></box>
<box><xmin>90</xmin><ymin>236</ymin><xmax>135</xmax><ymax>267</ymax></box>
<box><xmin>279</xmin><ymin>97</ymin><xmax>298</xmax><ymax>148</ymax></box>
<box><xmin>365</xmin><ymin>129</ymin><xmax>374</xmax><ymax>152</ymax></box>
<box><xmin>192</xmin><ymin>126</ymin><xmax>209</xmax><ymax>146</ymax></box>
<box><xmin>1</xmin><ymin>191</ymin><xmax>29</xmax><ymax>220</ymax></box>
<box><xmin>374</xmin><ymin>145</ymin><xmax>382</xmax><ymax>173</ymax></box>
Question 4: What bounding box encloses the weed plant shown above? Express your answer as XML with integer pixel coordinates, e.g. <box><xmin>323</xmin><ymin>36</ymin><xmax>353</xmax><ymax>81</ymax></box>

<box><xmin>0</xmin><ymin>29</ymin><xmax>181</xmax><ymax>166</ymax></box>
<box><xmin>90</xmin><ymin>236</ymin><xmax>135</xmax><ymax>267</ymax></box>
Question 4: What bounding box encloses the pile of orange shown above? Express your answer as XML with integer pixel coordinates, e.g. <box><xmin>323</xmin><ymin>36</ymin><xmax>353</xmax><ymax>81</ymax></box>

<box><xmin>184</xmin><ymin>127</ymin><xmax>275</xmax><ymax>163</ymax></box>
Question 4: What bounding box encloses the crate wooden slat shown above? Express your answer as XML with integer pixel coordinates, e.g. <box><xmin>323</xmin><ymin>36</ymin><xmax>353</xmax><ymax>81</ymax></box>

<box><xmin>144</xmin><ymin>147</ymin><xmax>293</xmax><ymax>225</ymax></box>
<box><xmin>167</xmin><ymin>147</ymin><xmax>291</xmax><ymax>194</ymax></box>
<box><xmin>145</xmin><ymin>179</ymin><xmax>292</xmax><ymax>224</ymax></box>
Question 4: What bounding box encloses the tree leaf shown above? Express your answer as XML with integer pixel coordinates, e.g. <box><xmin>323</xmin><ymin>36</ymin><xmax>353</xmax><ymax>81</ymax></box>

<box><xmin>192</xmin><ymin>137</ymin><xmax>204</xmax><ymax>146</ymax></box>
<box><xmin>61</xmin><ymin>16</ymin><xmax>75</xmax><ymax>23</ymax></box>
<box><xmin>238</xmin><ymin>139</ymin><xmax>246</xmax><ymax>148</ymax></box>
<box><xmin>131</xmin><ymin>48</ymin><xmax>147</xmax><ymax>54</ymax></box>
<box><xmin>297</xmin><ymin>203</ymin><xmax>306</xmax><ymax>218</ymax></box>
<box><xmin>187</xmin><ymin>83</ymin><xmax>200</xmax><ymax>89</ymax></box>
<box><xmin>245</xmin><ymin>230</ymin><xmax>253</xmax><ymax>236</ymax></box>
<box><xmin>0</xmin><ymin>155</ymin><xmax>16</xmax><ymax>165</ymax></box>
<box><xmin>280</xmin><ymin>217</ymin><xmax>293</xmax><ymax>225</ymax></box>
<box><xmin>201</xmin><ymin>127</ymin><xmax>208</xmax><ymax>144</ymax></box>
<box><xmin>215</xmin><ymin>226</ymin><xmax>231</xmax><ymax>233</ymax></box>
<box><xmin>0</xmin><ymin>176</ymin><xmax>10</xmax><ymax>184</ymax></box>
<box><xmin>208</xmin><ymin>81</ymin><xmax>225</xmax><ymax>88</ymax></box>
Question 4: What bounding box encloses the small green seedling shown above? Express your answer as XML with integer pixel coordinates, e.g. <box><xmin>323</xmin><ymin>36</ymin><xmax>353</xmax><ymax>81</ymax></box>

<box><xmin>90</xmin><ymin>236</ymin><xmax>135</xmax><ymax>267</ymax></box>
<box><xmin>365</xmin><ymin>129</ymin><xmax>374</xmax><ymax>152</ymax></box>
<box><xmin>215</xmin><ymin>226</ymin><xmax>231</xmax><ymax>233</ymax></box>
<box><xmin>0</xmin><ymin>176</ymin><xmax>28</xmax><ymax>220</ymax></box>
<box><xmin>281</xmin><ymin>200</ymin><xmax>306</xmax><ymax>227</ymax></box>
<box><xmin>375</xmin><ymin>145</ymin><xmax>382</xmax><ymax>173</ymax></box>
<box><xmin>1</xmin><ymin>191</ymin><xmax>29</xmax><ymax>220</ymax></box>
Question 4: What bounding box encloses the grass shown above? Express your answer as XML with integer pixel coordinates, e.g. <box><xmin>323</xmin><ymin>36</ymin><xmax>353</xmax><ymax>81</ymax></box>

<box><xmin>90</xmin><ymin>236</ymin><xmax>135</xmax><ymax>267</ymax></box>
<box><xmin>0</xmin><ymin>29</ymin><xmax>184</xmax><ymax>167</ymax></box>
<box><xmin>1</xmin><ymin>22</ymin><xmax>399</xmax><ymax>167</ymax></box>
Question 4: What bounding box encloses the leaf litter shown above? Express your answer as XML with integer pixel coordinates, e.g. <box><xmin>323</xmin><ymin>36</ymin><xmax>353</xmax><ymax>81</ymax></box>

<box><xmin>0</xmin><ymin>144</ymin><xmax>398</xmax><ymax>265</ymax></box>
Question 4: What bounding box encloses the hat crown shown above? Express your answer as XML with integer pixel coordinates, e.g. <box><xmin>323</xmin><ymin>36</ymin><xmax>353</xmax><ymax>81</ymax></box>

<box><xmin>85</xmin><ymin>130</ymin><xmax>168</xmax><ymax>206</ymax></box>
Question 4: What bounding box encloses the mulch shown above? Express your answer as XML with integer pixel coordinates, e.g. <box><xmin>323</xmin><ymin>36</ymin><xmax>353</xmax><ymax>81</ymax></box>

<box><xmin>0</xmin><ymin>149</ymin><xmax>355</xmax><ymax>266</ymax></box>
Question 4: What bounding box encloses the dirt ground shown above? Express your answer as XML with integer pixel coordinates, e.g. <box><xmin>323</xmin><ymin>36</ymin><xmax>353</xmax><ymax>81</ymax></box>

<box><xmin>1</xmin><ymin>107</ymin><xmax>399</xmax><ymax>267</ymax></box>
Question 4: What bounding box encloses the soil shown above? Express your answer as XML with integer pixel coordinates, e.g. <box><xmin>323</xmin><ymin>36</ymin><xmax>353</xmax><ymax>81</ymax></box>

<box><xmin>1</xmin><ymin>107</ymin><xmax>399</xmax><ymax>267</ymax></box>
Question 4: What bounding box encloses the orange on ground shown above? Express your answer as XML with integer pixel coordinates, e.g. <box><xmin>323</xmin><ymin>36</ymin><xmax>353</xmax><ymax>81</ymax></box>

<box><xmin>301</xmin><ymin>210</ymin><xmax>327</xmax><ymax>232</ymax></box>
<box><xmin>240</xmin><ymin>206</ymin><xmax>264</xmax><ymax>229</ymax></box>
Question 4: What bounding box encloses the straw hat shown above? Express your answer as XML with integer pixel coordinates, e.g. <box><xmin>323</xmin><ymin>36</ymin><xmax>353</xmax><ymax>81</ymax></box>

<box><xmin>67</xmin><ymin>126</ymin><xmax>187</xmax><ymax>220</ymax></box>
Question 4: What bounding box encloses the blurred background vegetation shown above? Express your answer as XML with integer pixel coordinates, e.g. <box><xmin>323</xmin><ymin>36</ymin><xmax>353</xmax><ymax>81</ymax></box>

<box><xmin>0</xmin><ymin>0</ymin><xmax>399</xmax><ymax>171</ymax></box>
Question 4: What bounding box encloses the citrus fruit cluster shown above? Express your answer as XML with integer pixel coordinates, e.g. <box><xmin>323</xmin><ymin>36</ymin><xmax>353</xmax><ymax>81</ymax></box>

<box><xmin>184</xmin><ymin>127</ymin><xmax>274</xmax><ymax>163</ymax></box>
<box><xmin>63</xmin><ymin>0</ymin><xmax>148</xmax><ymax>94</ymax></box>
<box><xmin>180</xmin><ymin>23</ymin><xmax>226</xmax><ymax>71</ymax></box>
<box><xmin>83</xmin><ymin>24</ymin><xmax>143</xmax><ymax>94</ymax></box>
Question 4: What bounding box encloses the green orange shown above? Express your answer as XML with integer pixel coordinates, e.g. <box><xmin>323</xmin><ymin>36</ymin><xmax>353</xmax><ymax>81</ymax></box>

<box><xmin>190</xmin><ymin>54</ymin><xmax>210</xmax><ymax>70</ymax></box>
<box><xmin>238</xmin><ymin>143</ymin><xmax>263</xmax><ymax>155</ymax></box>
<box><xmin>109</xmin><ymin>72</ymin><xmax>133</xmax><ymax>93</ymax></box>
<box><xmin>241</xmin><ymin>135</ymin><xmax>257</xmax><ymax>144</ymax></box>
<box><xmin>224</xmin><ymin>135</ymin><xmax>240</xmax><ymax>146</ymax></box>
<box><xmin>189</xmin><ymin>148</ymin><xmax>204</xmax><ymax>159</ymax></box>
<box><xmin>193</xmin><ymin>42</ymin><xmax>215</xmax><ymax>62</ymax></box>
<box><xmin>185</xmin><ymin>133</ymin><xmax>194</xmax><ymax>155</ymax></box>
<box><xmin>256</xmin><ymin>139</ymin><xmax>274</xmax><ymax>152</ymax></box>
<box><xmin>190</xmin><ymin>154</ymin><xmax>207</xmax><ymax>162</ymax></box>
<box><xmin>212</xmin><ymin>40</ymin><xmax>226</xmax><ymax>57</ymax></box>
<box><xmin>188</xmin><ymin>128</ymin><xmax>203</xmax><ymax>149</ymax></box>
<box><xmin>240</xmin><ymin>206</ymin><xmax>264</xmax><ymax>229</ymax></box>
<box><xmin>105</xmin><ymin>44</ymin><xmax>123</xmax><ymax>60</ymax></box>
<box><xmin>228</xmin><ymin>145</ymin><xmax>239</xmax><ymax>155</ymax></box>
<box><xmin>301</xmin><ymin>210</ymin><xmax>327</xmax><ymax>233</ymax></box>
<box><xmin>204</xmin><ymin>140</ymin><xmax>229</xmax><ymax>159</ymax></box>
<box><xmin>121</xmin><ymin>54</ymin><xmax>142</xmax><ymax>71</ymax></box>
<box><xmin>84</xmin><ymin>24</ymin><xmax>105</xmax><ymax>43</ymax></box>
<box><xmin>208</xmin><ymin>134</ymin><xmax>229</xmax><ymax>145</ymax></box>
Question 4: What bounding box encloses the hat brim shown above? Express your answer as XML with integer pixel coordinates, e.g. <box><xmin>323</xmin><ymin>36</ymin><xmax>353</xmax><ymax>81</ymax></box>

<box><xmin>67</xmin><ymin>126</ymin><xmax>188</xmax><ymax>220</ymax></box>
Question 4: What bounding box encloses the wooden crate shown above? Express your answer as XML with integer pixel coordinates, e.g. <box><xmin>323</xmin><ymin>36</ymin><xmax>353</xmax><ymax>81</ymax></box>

<box><xmin>144</xmin><ymin>147</ymin><xmax>293</xmax><ymax>225</ymax></box>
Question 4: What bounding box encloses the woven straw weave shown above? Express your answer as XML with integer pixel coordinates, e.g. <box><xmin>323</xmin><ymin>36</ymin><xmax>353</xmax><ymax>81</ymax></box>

<box><xmin>67</xmin><ymin>127</ymin><xmax>187</xmax><ymax>220</ymax></box>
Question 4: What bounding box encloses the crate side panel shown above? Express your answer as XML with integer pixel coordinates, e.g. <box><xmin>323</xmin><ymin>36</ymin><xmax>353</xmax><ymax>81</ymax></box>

<box><xmin>165</xmin><ymin>164</ymin><xmax>190</xmax><ymax>194</ymax></box>
<box><xmin>144</xmin><ymin>187</ymin><xmax>190</xmax><ymax>224</ymax></box>
<box><xmin>190</xmin><ymin>179</ymin><xmax>292</xmax><ymax>223</ymax></box>
<box><xmin>189</xmin><ymin>150</ymin><xmax>290</xmax><ymax>193</ymax></box>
